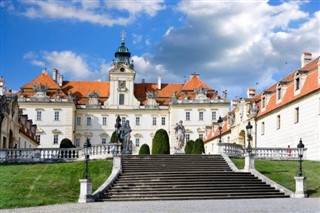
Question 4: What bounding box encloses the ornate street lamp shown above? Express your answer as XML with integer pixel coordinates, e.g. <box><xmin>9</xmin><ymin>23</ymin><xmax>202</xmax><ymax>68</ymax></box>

<box><xmin>246</xmin><ymin>121</ymin><xmax>253</xmax><ymax>154</ymax></box>
<box><xmin>83</xmin><ymin>138</ymin><xmax>92</xmax><ymax>179</ymax></box>
<box><xmin>297</xmin><ymin>139</ymin><xmax>305</xmax><ymax>177</ymax></box>
<box><xmin>217</xmin><ymin>116</ymin><xmax>223</xmax><ymax>143</ymax></box>
<box><xmin>114</xmin><ymin>115</ymin><xmax>122</xmax><ymax>154</ymax></box>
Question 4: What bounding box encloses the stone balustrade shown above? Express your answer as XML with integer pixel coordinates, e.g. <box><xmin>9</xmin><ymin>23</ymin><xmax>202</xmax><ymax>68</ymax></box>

<box><xmin>216</xmin><ymin>143</ymin><xmax>307</xmax><ymax>160</ymax></box>
<box><xmin>0</xmin><ymin>143</ymin><xmax>122</xmax><ymax>163</ymax></box>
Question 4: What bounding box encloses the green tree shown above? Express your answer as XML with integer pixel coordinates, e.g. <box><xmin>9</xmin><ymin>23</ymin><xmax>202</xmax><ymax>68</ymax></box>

<box><xmin>191</xmin><ymin>138</ymin><xmax>205</xmax><ymax>154</ymax></box>
<box><xmin>110</xmin><ymin>131</ymin><xmax>117</xmax><ymax>143</ymax></box>
<box><xmin>151</xmin><ymin>129</ymin><xmax>170</xmax><ymax>155</ymax></box>
<box><xmin>139</xmin><ymin>144</ymin><xmax>150</xmax><ymax>155</ymax></box>
<box><xmin>59</xmin><ymin>138</ymin><xmax>75</xmax><ymax>148</ymax></box>
<box><xmin>184</xmin><ymin>140</ymin><xmax>194</xmax><ymax>154</ymax></box>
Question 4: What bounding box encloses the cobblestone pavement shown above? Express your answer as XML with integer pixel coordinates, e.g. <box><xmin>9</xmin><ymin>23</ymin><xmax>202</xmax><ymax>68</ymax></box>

<box><xmin>1</xmin><ymin>198</ymin><xmax>319</xmax><ymax>213</ymax></box>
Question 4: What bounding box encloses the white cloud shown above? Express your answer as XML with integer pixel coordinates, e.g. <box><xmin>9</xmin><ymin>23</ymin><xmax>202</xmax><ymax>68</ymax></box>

<box><xmin>31</xmin><ymin>60</ymin><xmax>45</xmax><ymax>67</ymax></box>
<box><xmin>105</xmin><ymin>0</ymin><xmax>165</xmax><ymax>17</ymax></box>
<box><xmin>132</xmin><ymin>33</ymin><xmax>143</xmax><ymax>44</ymax></box>
<box><xmin>149</xmin><ymin>1</ymin><xmax>319</xmax><ymax>99</ymax></box>
<box><xmin>4</xmin><ymin>0</ymin><xmax>164</xmax><ymax>26</ymax></box>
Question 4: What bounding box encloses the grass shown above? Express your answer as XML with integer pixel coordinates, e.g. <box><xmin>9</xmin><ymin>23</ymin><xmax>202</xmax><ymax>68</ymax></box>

<box><xmin>0</xmin><ymin>160</ymin><xmax>112</xmax><ymax>209</ymax></box>
<box><xmin>230</xmin><ymin>158</ymin><xmax>320</xmax><ymax>198</ymax></box>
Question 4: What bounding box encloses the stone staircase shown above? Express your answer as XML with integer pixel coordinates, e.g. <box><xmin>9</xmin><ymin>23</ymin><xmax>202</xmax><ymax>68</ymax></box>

<box><xmin>97</xmin><ymin>155</ymin><xmax>289</xmax><ymax>201</ymax></box>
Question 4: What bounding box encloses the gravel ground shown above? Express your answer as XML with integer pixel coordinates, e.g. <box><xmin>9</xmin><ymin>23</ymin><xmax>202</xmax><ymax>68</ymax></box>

<box><xmin>1</xmin><ymin>198</ymin><xmax>319</xmax><ymax>213</ymax></box>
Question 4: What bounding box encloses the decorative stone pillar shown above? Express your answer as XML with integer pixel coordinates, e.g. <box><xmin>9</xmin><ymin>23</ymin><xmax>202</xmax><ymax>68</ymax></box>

<box><xmin>78</xmin><ymin>179</ymin><xmax>94</xmax><ymax>203</ymax></box>
<box><xmin>244</xmin><ymin>153</ymin><xmax>255</xmax><ymax>172</ymax></box>
<box><xmin>294</xmin><ymin>176</ymin><xmax>307</xmax><ymax>198</ymax></box>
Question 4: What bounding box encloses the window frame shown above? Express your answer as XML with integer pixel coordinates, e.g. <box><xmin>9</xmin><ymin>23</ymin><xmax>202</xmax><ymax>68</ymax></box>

<box><xmin>54</xmin><ymin>111</ymin><xmax>60</xmax><ymax>121</ymax></box>
<box><xmin>199</xmin><ymin>111</ymin><xmax>204</xmax><ymax>121</ymax></box>
<box><xmin>53</xmin><ymin>134</ymin><xmax>59</xmax><ymax>144</ymax></box>
<box><xmin>186</xmin><ymin>112</ymin><xmax>190</xmax><ymax>121</ymax></box>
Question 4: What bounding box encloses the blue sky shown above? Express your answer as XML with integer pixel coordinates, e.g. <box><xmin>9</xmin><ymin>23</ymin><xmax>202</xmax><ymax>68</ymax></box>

<box><xmin>0</xmin><ymin>0</ymin><xmax>319</xmax><ymax>99</ymax></box>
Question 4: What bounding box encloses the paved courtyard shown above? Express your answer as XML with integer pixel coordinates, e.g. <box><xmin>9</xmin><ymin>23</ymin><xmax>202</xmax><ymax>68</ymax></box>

<box><xmin>2</xmin><ymin>198</ymin><xmax>319</xmax><ymax>213</ymax></box>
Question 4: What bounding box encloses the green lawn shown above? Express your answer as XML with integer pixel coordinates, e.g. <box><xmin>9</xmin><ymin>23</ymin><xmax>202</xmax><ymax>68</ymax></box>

<box><xmin>0</xmin><ymin>160</ymin><xmax>112</xmax><ymax>209</ymax></box>
<box><xmin>231</xmin><ymin>158</ymin><xmax>320</xmax><ymax>198</ymax></box>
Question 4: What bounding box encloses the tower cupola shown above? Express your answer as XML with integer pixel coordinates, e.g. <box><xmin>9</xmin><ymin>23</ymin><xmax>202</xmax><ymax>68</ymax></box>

<box><xmin>115</xmin><ymin>31</ymin><xmax>131</xmax><ymax>64</ymax></box>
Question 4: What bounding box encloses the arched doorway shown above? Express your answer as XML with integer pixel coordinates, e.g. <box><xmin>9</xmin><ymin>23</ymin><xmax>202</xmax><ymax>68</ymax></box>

<box><xmin>9</xmin><ymin>130</ymin><xmax>14</xmax><ymax>148</ymax></box>
<box><xmin>238</xmin><ymin>130</ymin><xmax>246</xmax><ymax>147</ymax></box>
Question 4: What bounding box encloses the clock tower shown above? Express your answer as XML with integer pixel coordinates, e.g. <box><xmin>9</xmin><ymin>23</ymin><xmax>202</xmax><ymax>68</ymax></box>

<box><xmin>104</xmin><ymin>34</ymin><xmax>140</xmax><ymax>109</ymax></box>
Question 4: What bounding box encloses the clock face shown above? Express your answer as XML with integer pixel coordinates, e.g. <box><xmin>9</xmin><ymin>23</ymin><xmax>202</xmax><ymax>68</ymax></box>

<box><xmin>120</xmin><ymin>68</ymin><xmax>125</xmax><ymax>72</ymax></box>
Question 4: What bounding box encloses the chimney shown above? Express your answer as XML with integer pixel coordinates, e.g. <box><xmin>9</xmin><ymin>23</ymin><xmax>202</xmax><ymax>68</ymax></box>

<box><xmin>190</xmin><ymin>72</ymin><xmax>199</xmax><ymax>80</ymax></box>
<box><xmin>58</xmin><ymin>74</ymin><xmax>63</xmax><ymax>86</ymax></box>
<box><xmin>318</xmin><ymin>58</ymin><xmax>320</xmax><ymax>84</ymax></box>
<box><xmin>53</xmin><ymin>68</ymin><xmax>58</xmax><ymax>82</ymax></box>
<box><xmin>231</xmin><ymin>99</ymin><xmax>238</xmax><ymax>110</ymax></box>
<box><xmin>301</xmin><ymin>52</ymin><xmax>312</xmax><ymax>67</ymax></box>
<box><xmin>142</xmin><ymin>79</ymin><xmax>145</xmax><ymax>83</ymax></box>
<box><xmin>247</xmin><ymin>88</ymin><xmax>256</xmax><ymax>98</ymax></box>
<box><xmin>157</xmin><ymin>75</ymin><xmax>161</xmax><ymax>90</ymax></box>
<box><xmin>0</xmin><ymin>77</ymin><xmax>4</xmax><ymax>96</ymax></box>
<box><xmin>21</xmin><ymin>115</ymin><xmax>28</xmax><ymax>126</ymax></box>
<box><xmin>31</xmin><ymin>124</ymin><xmax>37</xmax><ymax>136</ymax></box>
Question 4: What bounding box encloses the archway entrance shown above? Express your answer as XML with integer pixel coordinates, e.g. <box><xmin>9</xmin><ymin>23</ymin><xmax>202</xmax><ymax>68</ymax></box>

<box><xmin>238</xmin><ymin>130</ymin><xmax>246</xmax><ymax>147</ymax></box>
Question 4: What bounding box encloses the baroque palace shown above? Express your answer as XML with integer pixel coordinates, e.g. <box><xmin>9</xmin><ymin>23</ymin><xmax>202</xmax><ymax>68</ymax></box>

<box><xmin>12</xmin><ymin>37</ymin><xmax>229</xmax><ymax>154</ymax></box>
<box><xmin>203</xmin><ymin>52</ymin><xmax>320</xmax><ymax>160</ymax></box>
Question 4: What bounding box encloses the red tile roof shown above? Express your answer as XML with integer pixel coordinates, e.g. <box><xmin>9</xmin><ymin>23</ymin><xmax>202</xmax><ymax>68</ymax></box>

<box><xmin>182</xmin><ymin>75</ymin><xmax>213</xmax><ymax>91</ymax></box>
<box><xmin>257</xmin><ymin>57</ymin><xmax>319</xmax><ymax>117</ymax></box>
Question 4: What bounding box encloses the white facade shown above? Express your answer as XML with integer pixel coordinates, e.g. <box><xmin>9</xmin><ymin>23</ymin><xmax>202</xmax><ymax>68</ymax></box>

<box><xmin>257</xmin><ymin>90</ymin><xmax>320</xmax><ymax>160</ymax></box>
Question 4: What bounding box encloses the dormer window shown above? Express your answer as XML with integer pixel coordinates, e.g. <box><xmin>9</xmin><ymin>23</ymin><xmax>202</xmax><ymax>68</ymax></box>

<box><xmin>295</xmin><ymin>72</ymin><xmax>301</xmax><ymax>91</ymax></box>
<box><xmin>277</xmin><ymin>83</ymin><xmax>282</xmax><ymax>100</ymax></box>
<box><xmin>262</xmin><ymin>96</ymin><xmax>266</xmax><ymax>108</ymax></box>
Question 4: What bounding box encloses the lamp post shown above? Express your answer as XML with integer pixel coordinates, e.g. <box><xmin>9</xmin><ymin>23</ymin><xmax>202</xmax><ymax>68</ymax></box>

<box><xmin>83</xmin><ymin>138</ymin><xmax>91</xmax><ymax>179</ymax></box>
<box><xmin>115</xmin><ymin>115</ymin><xmax>122</xmax><ymax>154</ymax></box>
<box><xmin>246</xmin><ymin>121</ymin><xmax>253</xmax><ymax>154</ymax></box>
<box><xmin>297</xmin><ymin>139</ymin><xmax>305</xmax><ymax>177</ymax></box>
<box><xmin>294</xmin><ymin>138</ymin><xmax>307</xmax><ymax>198</ymax></box>
<box><xmin>78</xmin><ymin>138</ymin><xmax>93</xmax><ymax>203</ymax></box>
<box><xmin>217</xmin><ymin>116</ymin><xmax>223</xmax><ymax>143</ymax></box>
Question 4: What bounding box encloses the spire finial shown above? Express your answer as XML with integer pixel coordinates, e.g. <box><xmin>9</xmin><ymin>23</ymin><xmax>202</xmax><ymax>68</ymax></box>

<box><xmin>121</xmin><ymin>30</ymin><xmax>126</xmax><ymax>44</ymax></box>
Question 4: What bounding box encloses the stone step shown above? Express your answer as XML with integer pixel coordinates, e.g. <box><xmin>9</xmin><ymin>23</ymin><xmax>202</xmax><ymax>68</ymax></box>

<box><xmin>119</xmin><ymin>171</ymin><xmax>245</xmax><ymax>176</ymax></box>
<box><xmin>115</xmin><ymin>176</ymin><xmax>260</xmax><ymax>182</ymax></box>
<box><xmin>111</xmin><ymin>183</ymin><xmax>272</xmax><ymax>190</ymax></box>
<box><xmin>101</xmin><ymin>192</ymin><xmax>289</xmax><ymax>200</ymax></box>
<box><xmin>119</xmin><ymin>173</ymin><xmax>255</xmax><ymax>179</ymax></box>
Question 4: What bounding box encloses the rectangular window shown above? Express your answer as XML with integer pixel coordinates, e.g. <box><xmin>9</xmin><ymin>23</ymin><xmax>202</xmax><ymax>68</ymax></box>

<box><xmin>136</xmin><ymin>117</ymin><xmax>140</xmax><ymax>126</ymax></box>
<box><xmin>135</xmin><ymin>138</ymin><xmax>140</xmax><ymax>147</ymax></box>
<box><xmin>152</xmin><ymin>117</ymin><xmax>157</xmax><ymax>126</ymax></box>
<box><xmin>161</xmin><ymin>117</ymin><xmax>166</xmax><ymax>125</ymax></box>
<box><xmin>53</xmin><ymin>134</ymin><xmax>58</xmax><ymax>144</ymax></box>
<box><xmin>199</xmin><ymin>112</ymin><xmax>204</xmax><ymax>121</ymax></box>
<box><xmin>185</xmin><ymin>134</ymin><xmax>190</xmax><ymax>143</ymax></box>
<box><xmin>54</xmin><ymin>111</ymin><xmax>60</xmax><ymax>121</ymax></box>
<box><xmin>102</xmin><ymin>138</ymin><xmax>107</xmax><ymax>144</ymax></box>
<box><xmin>199</xmin><ymin>134</ymin><xmax>203</xmax><ymax>139</ymax></box>
<box><xmin>212</xmin><ymin>111</ymin><xmax>217</xmax><ymax>121</ymax></box>
<box><xmin>261</xmin><ymin>122</ymin><xmax>265</xmax><ymax>135</ymax></box>
<box><xmin>36</xmin><ymin>135</ymin><xmax>40</xmax><ymax>144</ymax></box>
<box><xmin>36</xmin><ymin>111</ymin><xmax>42</xmax><ymax>121</ymax></box>
<box><xmin>186</xmin><ymin>112</ymin><xmax>190</xmax><ymax>121</ymax></box>
<box><xmin>121</xmin><ymin>117</ymin><xmax>126</xmax><ymax>126</ymax></box>
<box><xmin>294</xmin><ymin>107</ymin><xmax>299</xmax><ymax>123</ymax></box>
<box><xmin>87</xmin><ymin>117</ymin><xmax>92</xmax><ymax>126</ymax></box>
<box><xmin>277</xmin><ymin>115</ymin><xmax>281</xmax><ymax>130</ymax></box>
<box><xmin>262</xmin><ymin>97</ymin><xmax>266</xmax><ymax>108</ymax></box>
<box><xmin>102</xmin><ymin>117</ymin><xmax>107</xmax><ymax>125</ymax></box>
<box><xmin>295</xmin><ymin>77</ymin><xmax>300</xmax><ymax>90</ymax></box>
<box><xmin>75</xmin><ymin>138</ymin><xmax>80</xmax><ymax>147</ymax></box>
<box><xmin>76</xmin><ymin>117</ymin><xmax>81</xmax><ymax>126</ymax></box>
<box><xmin>119</xmin><ymin>94</ymin><xmax>125</xmax><ymax>105</ymax></box>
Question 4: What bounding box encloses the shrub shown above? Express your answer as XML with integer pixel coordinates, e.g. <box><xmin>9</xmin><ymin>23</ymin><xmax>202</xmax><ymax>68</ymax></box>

<box><xmin>59</xmin><ymin>138</ymin><xmax>75</xmax><ymax>148</ymax></box>
<box><xmin>184</xmin><ymin>140</ymin><xmax>194</xmax><ymax>154</ymax></box>
<box><xmin>110</xmin><ymin>131</ymin><xmax>117</xmax><ymax>143</ymax></box>
<box><xmin>191</xmin><ymin>138</ymin><xmax>205</xmax><ymax>154</ymax></box>
<box><xmin>139</xmin><ymin>144</ymin><xmax>150</xmax><ymax>155</ymax></box>
<box><xmin>152</xmin><ymin>129</ymin><xmax>170</xmax><ymax>155</ymax></box>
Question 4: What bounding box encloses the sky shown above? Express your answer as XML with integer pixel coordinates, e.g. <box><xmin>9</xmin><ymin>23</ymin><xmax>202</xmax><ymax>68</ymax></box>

<box><xmin>0</xmin><ymin>0</ymin><xmax>319</xmax><ymax>100</ymax></box>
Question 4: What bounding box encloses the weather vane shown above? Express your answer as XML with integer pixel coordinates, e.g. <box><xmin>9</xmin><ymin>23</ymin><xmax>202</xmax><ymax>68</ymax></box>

<box><xmin>121</xmin><ymin>30</ymin><xmax>126</xmax><ymax>43</ymax></box>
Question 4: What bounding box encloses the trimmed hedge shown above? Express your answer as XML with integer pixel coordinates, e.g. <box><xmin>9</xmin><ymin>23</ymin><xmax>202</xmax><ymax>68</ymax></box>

<box><xmin>139</xmin><ymin>144</ymin><xmax>150</xmax><ymax>155</ymax></box>
<box><xmin>191</xmin><ymin>138</ymin><xmax>205</xmax><ymax>154</ymax></box>
<box><xmin>59</xmin><ymin>138</ymin><xmax>75</xmax><ymax>148</ymax></box>
<box><xmin>152</xmin><ymin>129</ymin><xmax>170</xmax><ymax>155</ymax></box>
<box><xmin>184</xmin><ymin>140</ymin><xmax>194</xmax><ymax>154</ymax></box>
<box><xmin>110</xmin><ymin>131</ymin><xmax>117</xmax><ymax>143</ymax></box>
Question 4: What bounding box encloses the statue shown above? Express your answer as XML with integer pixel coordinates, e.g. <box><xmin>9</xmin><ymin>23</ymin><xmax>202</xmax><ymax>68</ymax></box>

<box><xmin>175</xmin><ymin>120</ymin><xmax>185</xmax><ymax>150</ymax></box>
<box><xmin>120</xmin><ymin>120</ymin><xmax>132</xmax><ymax>154</ymax></box>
